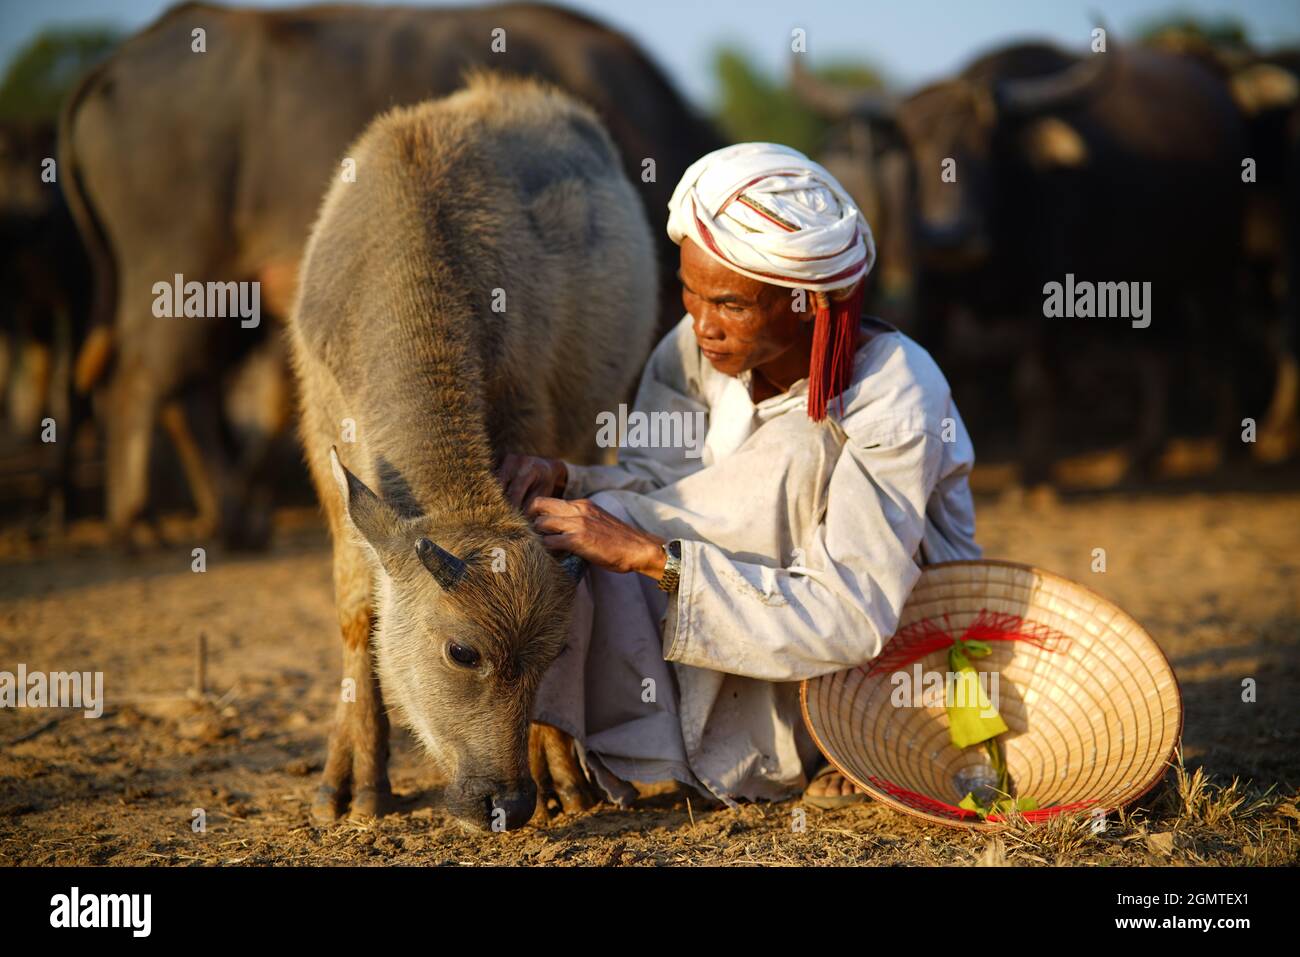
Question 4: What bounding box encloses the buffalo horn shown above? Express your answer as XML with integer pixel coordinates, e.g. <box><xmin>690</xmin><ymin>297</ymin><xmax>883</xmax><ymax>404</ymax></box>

<box><xmin>997</xmin><ymin>47</ymin><xmax>1115</xmax><ymax>116</ymax></box>
<box><xmin>415</xmin><ymin>538</ymin><xmax>468</xmax><ymax>589</ymax></box>
<box><xmin>790</xmin><ymin>55</ymin><xmax>898</xmax><ymax>122</ymax></box>
<box><xmin>558</xmin><ymin>552</ymin><xmax>587</xmax><ymax>583</ymax></box>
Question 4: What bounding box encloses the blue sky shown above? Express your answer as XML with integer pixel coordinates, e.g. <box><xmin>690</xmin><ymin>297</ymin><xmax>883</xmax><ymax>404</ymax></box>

<box><xmin>2</xmin><ymin>0</ymin><xmax>1297</xmax><ymax>107</ymax></box>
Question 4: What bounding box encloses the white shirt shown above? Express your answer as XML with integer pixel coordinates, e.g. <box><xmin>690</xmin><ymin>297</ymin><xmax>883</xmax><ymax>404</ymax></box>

<box><xmin>566</xmin><ymin>313</ymin><xmax>980</xmax><ymax>678</ymax></box>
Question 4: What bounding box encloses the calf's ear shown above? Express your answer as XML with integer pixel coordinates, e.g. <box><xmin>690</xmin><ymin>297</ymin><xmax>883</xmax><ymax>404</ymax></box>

<box><xmin>330</xmin><ymin>447</ymin><xmax>400</xmax><ymax>550</ymax></box>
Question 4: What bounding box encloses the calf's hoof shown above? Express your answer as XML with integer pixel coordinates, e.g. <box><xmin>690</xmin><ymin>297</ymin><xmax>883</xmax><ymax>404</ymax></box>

<box><xmin>348</xmin><ymin>785</ymin><xmax>391</xmax><ymax>821</ymax></box>
<box><xmin>311</xmin><ymin>783</ymin><xmax>348</xmax><ymax>823</ymax></box>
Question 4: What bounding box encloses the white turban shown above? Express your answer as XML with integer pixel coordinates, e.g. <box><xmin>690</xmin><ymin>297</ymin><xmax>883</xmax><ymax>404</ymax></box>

<box><xmin>666</xmin><ymin>142</ymin><xmax>876</xmax><ymax>293</ymax></box>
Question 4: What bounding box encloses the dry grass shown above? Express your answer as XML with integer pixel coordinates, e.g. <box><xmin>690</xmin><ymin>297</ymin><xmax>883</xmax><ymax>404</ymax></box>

<box><xmin>3</xmin><ymin>737</ymin><xmax>1294</xmax><ymax>866</ymax></box>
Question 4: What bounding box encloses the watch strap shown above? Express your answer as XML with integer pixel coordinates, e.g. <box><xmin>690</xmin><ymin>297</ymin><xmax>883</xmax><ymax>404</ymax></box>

<box><xmin>658</xmin><ymin>540</ymin><xmax>682</xmax><ymax>592</ymax></box>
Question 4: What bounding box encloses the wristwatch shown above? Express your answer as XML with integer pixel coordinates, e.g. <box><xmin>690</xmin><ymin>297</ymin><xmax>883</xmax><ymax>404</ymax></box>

<box><xmin>658</xmin><ymin>539</ymin><xmax>683</xmax><ymax>593</ymax></box>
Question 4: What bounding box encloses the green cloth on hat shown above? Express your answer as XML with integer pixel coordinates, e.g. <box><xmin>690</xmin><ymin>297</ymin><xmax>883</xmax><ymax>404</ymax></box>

<box><xmin>946</xmin><ymin>639</ymin><xmax>1008</xmax><ymax>749</ymax></box>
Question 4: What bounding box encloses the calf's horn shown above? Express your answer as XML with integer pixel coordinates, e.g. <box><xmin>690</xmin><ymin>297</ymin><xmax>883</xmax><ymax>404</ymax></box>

<box><xmin>558</xmin><ymin>552</ymin><xmax>587</xmax><ymax>584</ymax></box>
<box><xmin>416</xmin><ymin>538</ymin><xmax>468</xmax><ymax>589</ymax></box>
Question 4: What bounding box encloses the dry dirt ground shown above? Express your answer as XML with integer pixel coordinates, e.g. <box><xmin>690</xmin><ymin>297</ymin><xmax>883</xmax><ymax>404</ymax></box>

<box><xmin>1</xmin><ymin>478</ymin><xmax>1298</xmax><ymax>866</ymax></box>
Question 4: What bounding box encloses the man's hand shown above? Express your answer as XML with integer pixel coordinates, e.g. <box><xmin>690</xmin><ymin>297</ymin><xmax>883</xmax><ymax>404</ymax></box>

<box><xmin>496</xmin><ymin>453</ymin><xmax>568</xmax><ymax>510</ymax></box>
<box><xmin>527</xmin><ymin>496</ymin><xmax>667</xmax><ymax>579</ymax></box>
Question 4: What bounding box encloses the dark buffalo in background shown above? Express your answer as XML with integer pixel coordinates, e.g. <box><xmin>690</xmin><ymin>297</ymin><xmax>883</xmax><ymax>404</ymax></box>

<box><xmin>1225</xmin><ymin>49</ymin><xmax>1300</xmax><ymax>463</ymax></box>
<box><xmin>796</xmin><ymin>40</ymin><xmax>1257</xmax><ymax>487</ymax></box>
<box><xmin>59</xmin><ymin>0</ymin><xmax>724</xmax><ymax>549</ymax></box>
<box><xmin>1145</xmin><ymin>27</ymin><xmax>1300</xmax><ymax>461</ymax></box>
<box><xmin>0</xmin><ymin>119</ymin><xmax>93</xmax><ymax>529</ymax></box>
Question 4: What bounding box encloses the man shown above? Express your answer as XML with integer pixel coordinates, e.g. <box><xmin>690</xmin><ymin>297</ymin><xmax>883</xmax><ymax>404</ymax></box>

<box><xmin>498</xmin><ymin>142</ymin><xmax>980</xmax><ymax>808</ymax></box>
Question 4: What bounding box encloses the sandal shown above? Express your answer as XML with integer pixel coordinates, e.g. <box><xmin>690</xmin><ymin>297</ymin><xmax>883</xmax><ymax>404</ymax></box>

<box><xmin>802</xmin><ymin>761</ymin><xmax>867</xmax><ymax>809</ymax></box>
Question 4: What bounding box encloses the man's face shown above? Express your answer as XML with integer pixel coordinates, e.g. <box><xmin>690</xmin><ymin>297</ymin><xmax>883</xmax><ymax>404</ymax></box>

<box><xmin>678</xmin><ymin>237</ymin><xmax>810</xmax><ymax>377</ymax></box>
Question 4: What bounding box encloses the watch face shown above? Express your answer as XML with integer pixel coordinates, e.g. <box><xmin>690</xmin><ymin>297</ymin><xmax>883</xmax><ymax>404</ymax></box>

<box><xmin>667</xmin><ymin>540</ymin><xmax>683</xmax><ymax>560</ymax></box>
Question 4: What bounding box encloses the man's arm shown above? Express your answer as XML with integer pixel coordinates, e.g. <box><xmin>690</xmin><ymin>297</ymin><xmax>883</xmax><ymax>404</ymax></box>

<box><xmin>660</xmin><ymin>419</ymin><xmax>953</xmax><ymax>682</ymax></box>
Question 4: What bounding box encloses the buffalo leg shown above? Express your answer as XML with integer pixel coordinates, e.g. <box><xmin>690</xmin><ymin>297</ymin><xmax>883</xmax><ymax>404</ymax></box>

<box><xmin>527</xmin><ymin>723</ymin><xmax>554</xmax><ymax>825</ymax></box>
<box><xmin>223</xmin><ymin>332</ymin><xmax>294</xmax><ymax>549</ymax></box>
<box><xmin>175</xmin><ymin>383</ymin><xmax>245</xmax><ymax>544</ymax></box>
<box><xmin>539</xmin><ymin>723</ymin><xmax>595</xmax><ymax>814</ymax></box>
<box><xmin>312</xmin><ymin>537</ymin><xmax>391</xmax><ymax>822</ymax></box>
<box><xmin>8</xmin><ymin>332</ymin><xmax>50</xmax><ymax>437</ymax></box>
<box><xmin>1014</xmin><ymin>343</ymin><xmax>1055</xmax><ymax>489</ymax></box>
<box><xmin>159</xmin><ymin>398</ymin><xmax>222</xmax><ymax>537</ymax></box>
<box><xmin>1126</xmin><ymin>349</ymin><xmax>1169</xmax><ymax>479</ymax></box>
<box><xmin>1257</xmin><ymin>349</ymin><xmax>1298</xmax><ymax>462</ymax></box>
<box><xmin>103</xmin><ymin>354</ymin><xmax>159</xmax><ymax>547</ymax></box>
<box><xmin>41</xmin><ymin>305</ymin><xmax>74</xmax><ymax>537</ymax></box>
<box><xmin>527</xmin><ymin>723</ymin><xmax>595</xmax><ymax>824</ymax></box>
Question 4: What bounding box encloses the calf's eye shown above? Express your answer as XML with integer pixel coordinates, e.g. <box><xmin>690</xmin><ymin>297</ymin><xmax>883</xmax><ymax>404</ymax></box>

<box><xmin>448</xmin><ymin>642</ymin><xmax>480</xmax><ymax>668</ymax></box>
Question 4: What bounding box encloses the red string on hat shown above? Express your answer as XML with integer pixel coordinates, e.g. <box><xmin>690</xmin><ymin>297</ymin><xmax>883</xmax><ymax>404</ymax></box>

<box><xmin>866</xmin><ymin>775</ymin><xmax>1097</xmax><ymax>823</ymax></box>
<box><xmin>861</xmin><ymin>609</ymin><xmax>1072</xmax><ymax>678</ymax></box>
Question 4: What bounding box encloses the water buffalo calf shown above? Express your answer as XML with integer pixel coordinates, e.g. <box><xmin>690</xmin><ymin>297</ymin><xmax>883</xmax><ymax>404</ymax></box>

<box><xmin>287</xmin><ymin>74</ymin><xmax>657</xmax><ymax>830</ymax></box>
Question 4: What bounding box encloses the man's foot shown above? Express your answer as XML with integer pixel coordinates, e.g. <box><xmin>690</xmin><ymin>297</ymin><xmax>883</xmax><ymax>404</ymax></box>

<box><xmin>803</xmin><ymin>762</ymin><xmax>867</xmax><ymax>809</ymax></box>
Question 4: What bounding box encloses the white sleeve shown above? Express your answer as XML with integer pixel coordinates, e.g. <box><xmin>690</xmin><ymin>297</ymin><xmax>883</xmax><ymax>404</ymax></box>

<box><xmin>661</xmin><ymin>417</ymin><xmax>948</xmax><ymax>681</ymax></box>
<box><xmin>563</xmin><ymin>314</ymin><xmax>711</xmax><ymax>498</ymax></box>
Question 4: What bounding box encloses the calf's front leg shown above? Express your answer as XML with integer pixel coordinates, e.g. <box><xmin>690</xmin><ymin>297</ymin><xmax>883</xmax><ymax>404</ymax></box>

<box><xmin>312</xmin><ymin>542</ymin><xmax>391</xmax><ymax>822</ymax></box>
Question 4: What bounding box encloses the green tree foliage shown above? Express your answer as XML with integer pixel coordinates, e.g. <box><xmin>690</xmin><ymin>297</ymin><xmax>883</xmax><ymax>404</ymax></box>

<box><xmin>0</xmin><ymin>27</ymin><xmax>121</xmax><ymax>123</ymax></box>
<box><xmin>713</xmin><ymin>47</ymin><xmax>885</xmax><ymax>155</ymax></box>
<box><xmin>1135</xmin><ymin>11</ymin><xmax>1253</xmax><ymax>56</ymax></box>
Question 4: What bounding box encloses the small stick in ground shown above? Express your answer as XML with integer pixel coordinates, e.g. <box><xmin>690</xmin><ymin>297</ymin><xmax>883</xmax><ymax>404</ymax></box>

<box><xmin>191</xmin><ymin>632</ymin><xmax>207</xmax><ymax>700</ymax></box>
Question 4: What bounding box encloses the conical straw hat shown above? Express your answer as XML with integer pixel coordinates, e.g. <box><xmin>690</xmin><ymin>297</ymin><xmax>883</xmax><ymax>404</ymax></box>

<box><xmin>800</xmin><ymin>560</ymin><xmax>1182</xmax><ymax>828</ymax></box>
